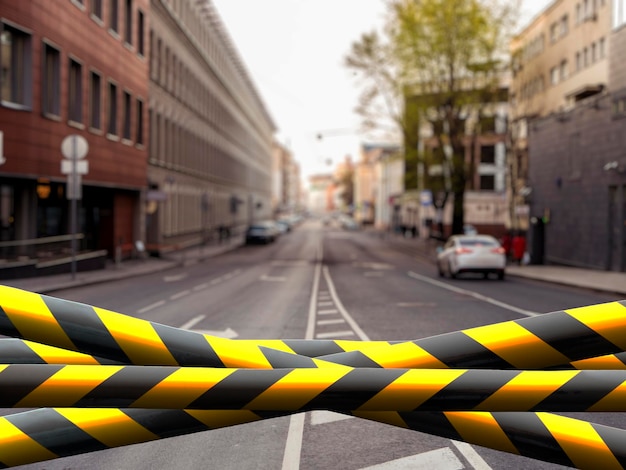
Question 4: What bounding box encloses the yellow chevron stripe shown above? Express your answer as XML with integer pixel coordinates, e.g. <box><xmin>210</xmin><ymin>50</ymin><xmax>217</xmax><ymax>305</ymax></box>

<box><xmin>131</xmin><ymin>368</ymin><xmax>233</xmax><ymax>408</ymax></box>
<box><xmin>477</xmin><ymin>370</ymin><xmax>579</xmax><ymax>411</ymax></box>
<box><xmin>16</xmin><ymin>365</ymin><xmax>123</xmax><ymax>408</ymax></box>
<box><xmin>363</xmin><ymin>342</ymin><xmax>448</xmax><ymax>369</ymax></box>
<box><xmin>246</xmin><ymin>368</ymin><xmax>349</xmax><ymax>410</ymax></box>
<box><xmin>56</xmin><ymin>408</ymin><xmax>159</xmax><ymax>447</ymax></box>
<box><xmin>0</xmin><ymin>418</ymin><xmax>58</xmax><ymax>466</ymax></box>
<box><xmin>357</xmin><ymin>369</ymin><xmax>465</xmax><ymax>411</ymax></box>
<box><xmin>95</xmin><ymin>307</ymin><xmax>178</xmax><ymax>365</ymax></box>
<box><xmin>0</xmin><ymin>287</ymin><xmax>76</xmax><ymax>351</ymax></box>
<box><xmin>566</xmin><ymin>302</ymin><xmax>626</xmax><ymax>350</ymax></box>
<box><xmin>26</xmin><ymin>340</ymin><xmax>100</xmax><ymax>365</ymax></box>
<box><xmin>586</xmin><ymin>381</ymin><xmax>626</xmax><ymax>412</ymax></box>
<box><xmin>207</xmin><ymin>336</ymin><xmax>273</xmax><ymax>369</ymax></box>
<box><xmin>334</xmin><ymin>340</ymin><xmax>391</xmax><ymax>352</ymax></box>
<box><xmin>572</xmin><ymin>354</ymin><xmax>626</xmax><ymax>370</ymax></box>
<box><xmin>185</xmin><ymin>410</ymin><xmax>264</xmax><ymax>428</ymax></box>
<box><xmin>445</xmin><ymin>411</ymin><xmax>519</xmax><ymax>455</ymax></box>
<box><xmin>537</xmin><ymin>412</ymin><xmax>623</xmax><ymax>470</ymax></box>
<box><xmin>463</xmin><ymin>322</ymin><xmax>570</xmax><ymax>368</ymax></box>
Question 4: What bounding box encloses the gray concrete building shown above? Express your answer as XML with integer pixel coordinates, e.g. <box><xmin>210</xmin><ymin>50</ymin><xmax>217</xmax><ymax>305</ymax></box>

<box><xmin>146</xmin><ymin>0</ymin><xmax>275</xmax><ymax>253</ymax></box>
<box><xmin>525</xmin><ymin>0</ymin><xmax>626</xmax><ymax>270</ymax></box>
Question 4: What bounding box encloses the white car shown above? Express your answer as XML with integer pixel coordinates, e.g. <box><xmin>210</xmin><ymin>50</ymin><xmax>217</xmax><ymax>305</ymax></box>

<box><xmin>437</xmin><ymin>234</ymin><xmax>506</xmax><ymax>280</ymax></box>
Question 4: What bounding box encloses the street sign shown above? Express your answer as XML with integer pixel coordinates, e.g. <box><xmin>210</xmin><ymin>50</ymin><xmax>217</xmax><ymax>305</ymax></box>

<box><xmin>420</xmin><ymin>190</ymin><xmax>433</xmax><ymax>206</ymax></box>
<box><xmin>61</xmin><ymin>159</ymin><xmax>89</xmax><ymax>175</ymax></box>
<box><xmin>61</xmin><ymin>134</ymin><xmax>89</xmax><ymax>160</ymax></box>
<box><xmin>66</xmin><ymin>174</ymin><xmax>82</xmax><ymax>200</ymax></box>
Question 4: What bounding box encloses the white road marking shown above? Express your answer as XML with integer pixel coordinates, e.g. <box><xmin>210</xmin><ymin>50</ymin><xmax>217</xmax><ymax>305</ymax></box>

<box><xmin>317</xmin><ymin>301</ymin><xmax>333</xmax><ymax>307</ymax></box>
<box><xmin>317</xmin><ymin>319</ymin><xmax>346</xmax><ymax>326</ymax></box>
<box><xmin>324</xmin><ymin>266</ymin><xmax>492</xmax><ymax>469</ymax></box>
<box><xmin>407</xmin><ymin>271</ymin><xmax>539</xmax><ymax>317</ymax></box>
<box><xmin>209</xmin><ymin>277</ymin><xmax>223</xmax><ymax>285</ymax></box>
<box><xmin>315</xmin><ymin>330</ymin><xmax>355</xmax><ymax>339</ymax></box>
<box><xmin>310</xmin><ymin>410</ymin><xmax>353</xmax><ymax>426</ymax></box>
<box><xmin>451</xmin><ymin>441</ymin><xmax>492</xmax><ymax>470</ymax></box>
<box><xmin>360</xmin><ymin>447</ymin><xmax>464</xmax><ymax>470</ymax></box>
<box><xmin>179</xmin><ymin>315</ymin><xmax>206</xmax><ymax>330</ymax></box>
<box><xmin>164</xmin><ymin>273</ymin><xmax>187</xmax><ymax>282</ymax></box>
<box><xmin>193</xmin><ymin>283</ymin><xmax>209</xmax><ymax>291</ymax></box>
<box><xmin>317</xmin><ymin>309</ymin><xmax>338</xmax><ymax>315</ymax></box>
<box><xmin>282</xmin><ymin>261</ymin><xmax>322</xmax><ymax>470</ymax></box>
<box><xmin>193</xmin><ymin>328</ymin><xmax>239</xmax><ymax>339</ymax></box>
<box><xmin>170</xmin><ymin>290</ymin><xmax>190</xmax><ymax>300</ymax></box>
<box><xmin>136</xmin><ymin>300</ymin><xmax>166</xmax><ymax>314</ymax></box>
<box><xmin>396</xmin><ymin>302</ymin><xmax>437</xmax><ymax>307</ymax></box>
<box><xmin>260</xmin><ymin>274</ymin><xmax>287</xmax><ymax>282</ymax></box>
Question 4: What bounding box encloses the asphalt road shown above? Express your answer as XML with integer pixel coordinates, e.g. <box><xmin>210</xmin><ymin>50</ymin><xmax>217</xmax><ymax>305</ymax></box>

<box><xmin>9</xmin><ymin>218</ymin><xmax>624</xmax><ymax>469</ymax></box>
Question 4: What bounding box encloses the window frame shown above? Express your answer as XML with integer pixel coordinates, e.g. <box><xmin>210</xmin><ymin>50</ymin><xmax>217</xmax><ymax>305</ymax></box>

<box><xmin>41</xmin><ymin>39</ymin><xmax>61</xmax><ymax>118</ymax></box>
<box><xmin>68</xmin><ymin>56</ymin><xmax>84</xmax><ymax>126</ymax></box>
<box><xmin>88</xmin><ymin>69</ymin><xmax>102</xmax><ymax>132</ymax></box>
<box><xmin>122</xmin><ymin>89</ymin><xmax>132</xmax><ymax>141</ymax></box>
<box><xmin>107</xmin><ymin>80</ymin><xmax>119</xmax><ymax>138</ymax></box>
<box><xmin>0</xmin><ymin>21</ymin><xmax>33</xmax><ymax>110</ymax></box>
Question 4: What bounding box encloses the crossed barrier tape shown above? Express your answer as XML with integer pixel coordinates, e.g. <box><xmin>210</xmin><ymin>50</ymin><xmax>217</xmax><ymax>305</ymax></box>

<box><xmin>1</xmin><ymin>285</ymin><xmax>626</xmax><ymax>468</ymax></box>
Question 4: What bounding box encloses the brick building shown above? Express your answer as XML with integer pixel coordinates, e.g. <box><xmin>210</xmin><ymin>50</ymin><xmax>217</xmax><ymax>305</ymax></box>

<box><xmin>0</xmin><ymin>0</ymin><xmax>149</xmax><ymax>261</ymax></box>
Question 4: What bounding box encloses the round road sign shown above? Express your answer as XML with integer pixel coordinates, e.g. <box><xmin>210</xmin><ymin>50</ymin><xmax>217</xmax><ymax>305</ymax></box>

<box><xmin>61</xmin><ymin>134</ymin><xmax>89</xmax><ymax>160</ymax></box>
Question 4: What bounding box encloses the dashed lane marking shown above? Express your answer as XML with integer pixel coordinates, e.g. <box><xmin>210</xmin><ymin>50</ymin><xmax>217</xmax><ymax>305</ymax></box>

<box><xmin>317</xmin><ymin>319</ymin><xmax>346</xmax><ymax>326</ymax></box>
<box><xmin>315</xmin><ymin>330</ymin><xmax>355</xmax><ymax>339</ymax></box>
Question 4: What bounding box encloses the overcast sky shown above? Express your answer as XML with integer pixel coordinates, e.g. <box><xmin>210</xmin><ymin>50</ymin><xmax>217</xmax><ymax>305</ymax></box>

<box><xmin>211</xmin><ymin>0</ymin><xmax>551</xmax><ymax>183</ymax></box>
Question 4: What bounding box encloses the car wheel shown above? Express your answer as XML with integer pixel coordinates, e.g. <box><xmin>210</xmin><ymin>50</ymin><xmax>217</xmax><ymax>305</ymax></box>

<box><xmin>448</xmin><ymin>261</ymin><xmax>457</xmax><ymax>279</ymax></box>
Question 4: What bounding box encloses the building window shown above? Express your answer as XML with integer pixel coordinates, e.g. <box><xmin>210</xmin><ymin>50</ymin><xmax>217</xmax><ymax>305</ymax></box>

<box><xmin>89</xmin><ymin>71</ymin><xmax>101</xmax><ymax>129</ymax></box>
<box><xmin>122</xmin><ymin>90</ymin><xmax>131</xmax><ymax>140</ymax></box>
<box><xmin>137</xmin><ymin>10</ymin><xmax>145</xmax><ymax>56</ymax></box>
<box><xmin>124</xmin><ymin>0</ymin><xmax>133</xmax><ymax>46</ymax></box>
<box><xmin>576</xmin><ymin>51</ymin><xmax>581</xmax><ymax>71</ymax></box>
<box><xmin>1</xmin><ymin>23</ymin><xmax>32</xmax><ymax>108</ymax></box>
<box><xmin>560</xmin><ymin>60</ymin><xmax>568</xmax><ymax>80</ymax></box>
<box><xmin>550</xmin><ymin>66</ymin><xmax>559</xmax><ymax>85</ymax></box>
<box><xmin>583</xmin><ymin>47</ymin><xmax>589</xmax><ymax>67</ymax></box>
<box><xmin>480</xmin><ymin>145</ymin><xmax>496</xmax><ymax>164</ymax></box>
<box><xmin>91</xmin><ymin>0</ymin><xmax>103</xmax><ymax>21</ymax></box>
<box><xmin>480</xmin><ymin>174</ymin><xmax>495</xmax><ymax>191</ymax></box>
<box><xmin>68</xmin><ymin>59</ymin><xmax>82</xmax><ymax>123</ymax></box>
<box><xmin>107</xmin><ymin>81</ymin><xmax>117</xmax><ymax>136</ymax></box>
<box><xmin>110</xmin><ymin>0</ymin><xmax>119</xmax><ymax>33</ymax></box>
<box><xmin>42</xmin><ymin>42</ymin><xmax>60</xmax><ymax>116</ymax></box>
<box><xmin>599</xmin><ymin>37</ymin><xmax>606</xmax><ymax>58</ymax></box>
<box><xmin>136</xmin><ymin>98</ymin><xmax>144</xmax><ymax>144</ymax></box>
<box><xmin>560</xmin><ymin>15</ymin><xmax>568</xmax><ymax>37</ymax></box>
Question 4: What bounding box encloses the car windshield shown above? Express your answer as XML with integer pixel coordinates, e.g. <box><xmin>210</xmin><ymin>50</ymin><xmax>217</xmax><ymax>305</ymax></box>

<box><xmin>459</xmin><ymin>238</ymin><xmax>499</xmax><ymax>247</ymax></box>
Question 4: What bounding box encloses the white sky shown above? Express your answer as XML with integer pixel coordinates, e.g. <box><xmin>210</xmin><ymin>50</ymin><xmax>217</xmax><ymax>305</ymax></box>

<box><xmin>211</xmin><ymin>0</ymin><xmax>551</xmax><ymax>183</ymax></box>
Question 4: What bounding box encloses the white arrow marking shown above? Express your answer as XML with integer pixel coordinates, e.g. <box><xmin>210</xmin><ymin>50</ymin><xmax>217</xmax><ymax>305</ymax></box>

<box><xmin>193</xmin><ymin>328</ymin><xmax>239</xmax><ymax>339</ymax></box>
<box><xmin>179</xmin><ymin>315</ymin><xmax>205</xmax><ymax>330</ymax></box>
<box><xmin>360</xmin><ymin>447</ymin><xmax>464</xmax><ymax>469</ymax></box>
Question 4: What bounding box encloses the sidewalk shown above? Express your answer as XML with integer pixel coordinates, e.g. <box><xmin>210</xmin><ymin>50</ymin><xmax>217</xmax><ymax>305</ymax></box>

<box><xmin>1</xmin><ymin>234</ymin><xmax>246</xmax><ymax>294</ymax></box>
<box><xmin>2</xmin><ymin>229</ymin><xmax>626</xmax><ymax>298</ymax></box>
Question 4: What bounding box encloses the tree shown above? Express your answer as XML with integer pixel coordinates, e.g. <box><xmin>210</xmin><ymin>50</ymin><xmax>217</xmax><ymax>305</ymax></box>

<box><xmin>346</xmin><ymin>0</ymin><xmax>518</xmax><ymax>235</ymax></box>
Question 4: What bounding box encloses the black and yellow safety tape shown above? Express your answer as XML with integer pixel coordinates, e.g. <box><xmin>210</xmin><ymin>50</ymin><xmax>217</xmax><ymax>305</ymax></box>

<box><xmin>3</xmin><ymin>285</ymin><xmax>626</xmax><ymax>371</ymax></box>
<box><xmin>3</xmin><ymin>407</ymin><xmax>625</xmax><ymax>470</ymax></box>
<box><xmin>3</xmin><ymin>286</ymin><xmax>621</xmax><ymax>467</ymax></box>
<box><xmin>2</xmin><ymin>364</ymin><xmax>626</xmax><ymax>412</ymax></box>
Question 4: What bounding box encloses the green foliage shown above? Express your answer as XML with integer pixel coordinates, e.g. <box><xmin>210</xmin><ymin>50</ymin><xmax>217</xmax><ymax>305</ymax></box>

<box><xmin>346</xmin><ymin>0</ymin><xmax>517</xmax><ymax>234</ymax></box>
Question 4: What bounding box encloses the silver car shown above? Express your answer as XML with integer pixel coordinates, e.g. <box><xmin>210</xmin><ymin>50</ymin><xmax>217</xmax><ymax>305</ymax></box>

<box><xmin>437</xmin><ymin>235</ymin><xmax>506</xmax><ymax>280</ymax></box>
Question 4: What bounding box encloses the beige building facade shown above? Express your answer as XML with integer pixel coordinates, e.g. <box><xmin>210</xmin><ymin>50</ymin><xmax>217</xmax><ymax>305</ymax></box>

<box><xmin>509</xmin><ymin>0</ymin><xmax>611</xmax><ymax>231</ymax></box>
<box><xmin>147</xmin><ymin>0</ymin><xmax>276</xmax><ymax>251</ymax></box>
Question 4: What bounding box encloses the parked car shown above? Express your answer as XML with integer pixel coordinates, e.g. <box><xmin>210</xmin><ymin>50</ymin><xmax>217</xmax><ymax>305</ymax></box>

<box><xmin>436</xmin><ymin>234</ymin><xmax>506</xmax><ymax>280</ymax></box>
<box><xmin>245</xmin><ymin>221</ymin><xmax>279</xmax><ymax>244</ymax></box>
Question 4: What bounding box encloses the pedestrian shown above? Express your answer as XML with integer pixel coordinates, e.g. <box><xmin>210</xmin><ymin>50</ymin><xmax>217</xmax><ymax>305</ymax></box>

<box><xmin>511</xmin><ymin>232</ymin><xmax>526</xmax><ymax>265</ymax></box>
